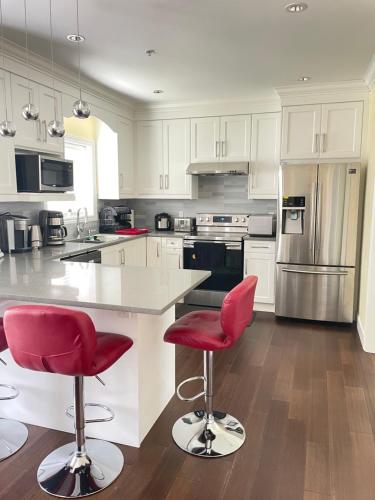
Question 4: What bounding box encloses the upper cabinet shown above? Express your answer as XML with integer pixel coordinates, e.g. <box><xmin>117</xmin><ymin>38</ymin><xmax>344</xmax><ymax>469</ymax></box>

<box><xmin>137</xmin><ymin>119</ymin><xmax>197</xmax><ymax>199</ymax></box>
<box><xmin>97</xmin><ymin>116</ymin><xmax>136</xmax><ymax>200</ymax></box>
<box><xmin>11</xmin><ymin>74</ymin><xmax>64</xmax><ymax>154</ymax></box>
<box><xmin>191</xmin><ymin>115</ymin><xmax>250</xmax><ymax>163</ymax></box>
<box><xmin>249</xmin><ymin>113</ymin><xmax>280</xmax><ymax>199</ymax></box>
<box><xmin>281</xmin><ymin>102</ymin><xmax>363</xmax><ymax>161</ymax></box>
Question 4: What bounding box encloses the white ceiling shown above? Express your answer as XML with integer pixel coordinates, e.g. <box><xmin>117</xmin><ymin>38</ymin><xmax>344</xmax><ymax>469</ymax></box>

<box><xmin>2</xmin><ymin>0</ymin><xmax>375</xmax><ymax>104</ymax></box>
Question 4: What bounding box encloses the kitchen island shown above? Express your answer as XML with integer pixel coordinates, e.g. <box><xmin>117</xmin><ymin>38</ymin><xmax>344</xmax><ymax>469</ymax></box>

<box><xmin>0</xmin><ymin>252</ymin><xmax>210</xmax><ymax>447</ymax></box>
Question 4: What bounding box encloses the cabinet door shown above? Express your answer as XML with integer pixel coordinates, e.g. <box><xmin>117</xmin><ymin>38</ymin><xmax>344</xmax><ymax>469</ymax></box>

<box><xmin>163</xmin><ymin>249</ymin><xmax>183</xmax><ymax>269</ymax></box>
<box><xmin>123</xmin><ymin>239</ymin><xmax>147</xmax><ymax>267</ymax></box>
<box><xmin>147</xmin><ymin>237</ymin><xmax>162</xmax><ymax>268</ymax></box>
<box><xmin>244</xmin><ymin>252</ymin><xmax>275</xmax><ymax>303</ymax></box>
<box><xmin>39</xmin><ymin>85</ymin><xmax>64</xmax><ymax>154</ymax></box>
<box><xmin>220</xmin><ymin>115</ymin><xmax>251</xmax><ymax>162</ymax></box>
<box><xmin>190</xmin><ymin>117</ymin><xmax>220</xmax><ymax>163</ymax></box>
<box><xmin>100</xmin><ymin>246</ymin><xmax>122</xmax><ymax>265</ymax></box>
<box><xmin>0</xmin><ymin>71</ymin><xmax>17</xmax><ymax>194</ymax></box>
<box><xmin>118</xmin><ymin>118</ymin><xmax>135</xmax><ymax>197</ymax></box>
<box><xmin>11</xmin><ymin>74</ymin><xmax>40</xmax><ymax>150</ymax></box>
<box><xmin>136</xmin><ymin>121</ymin><xmax>163</xmax><ymax>195</ymax></box>
<box><xmin>249</xmin><ymin>113</ymin><xmax>280</xmax><ymax>199</ymax></box>
<box><xmin>320</xmin><ymin>102</ymin><xmax>363</xmax><ymax>159</ymax></box>
<box><xmin>163</xmin><ymin>119</ymin><xmax>193</xmax><ymax>196</ymax></box>
<box><xmin>281</xmin><ymin>105</ymin><xmax>321</xmax><ymax>160</ymax></box>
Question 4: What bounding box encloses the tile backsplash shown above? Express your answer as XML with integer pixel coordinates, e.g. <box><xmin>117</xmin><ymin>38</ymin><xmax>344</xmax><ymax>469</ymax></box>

<box><xmin>104</xmin><ymin>176</ymin><xmax>277</xmax><ymax>228</ymax></box>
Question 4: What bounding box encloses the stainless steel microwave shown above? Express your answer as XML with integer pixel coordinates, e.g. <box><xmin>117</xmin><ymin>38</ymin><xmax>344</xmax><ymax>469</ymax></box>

<box><xmin>15</xmin><ymin>153</ymin><xmax>74</xmax><ymax>193</ymax></box>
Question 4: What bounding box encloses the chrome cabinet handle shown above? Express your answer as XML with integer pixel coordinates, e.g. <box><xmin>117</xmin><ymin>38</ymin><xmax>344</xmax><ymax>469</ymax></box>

<box><xmin>221</xmin><ymin>140</ymin><xmax>226</xmax><ymax>157</ymax></box>
<box><xmin>160</xmin><ymin>174</ymin><xmax>163</xmax><ymax>190</ymax></box>
<box><xmin>281</xmin><ymin>268</ymin><xmax>348</xmax><ymax>276</ymax></box>
<box><xmin>156</xmin><ymin>242</ymin><xmax>160</xmax><ymax>258</ymax></box>
<box><xmin>250</xmin><ymin>246</ymin><xmax>270</xmax><ymax>249</ymax></box>
<box><xmin>251</xmin><ymin>164</ymin><xmax>256</xmax><ymax>189</ymax></box>
<box><xmin>321</xmin><ymin>132</ymin><xmax>327</xmax><ymax>153</ymax></box>
<box><xmin>36</xmin><ymin>120</ymin><xmax>41</xmax><ymax>141</ymax></box>
<box><xmin>215</xmin><ymin>141</ymin><xmax>220</xmax><ymax>158</ymax></box>
<box><xmin>43</xmin><ymin>120</ymin><xmax>47</xmax><ymax>142</ymax></box>
<box><xmin>179</xmin><ymin>254</ymin><xmax>182</xmax><ymax>269</ymax></box>
<box><xmin>165</xmin><ymin>174</ymin><xmax>169</xmax><ymax>190</ymax></box>
<box><xmin>314</xmin><ymin>133</ymin><xmax>319</xmax><ymax>153</ymax></box>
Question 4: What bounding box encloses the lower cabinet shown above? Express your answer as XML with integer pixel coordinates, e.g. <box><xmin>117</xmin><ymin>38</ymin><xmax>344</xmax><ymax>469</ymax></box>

<box><xmin>244</xmin><ymin>240</ymin><xmax>275</xmax><ymax>306</ymax></box>
<box><xmin>101</xmin><ymin>238</ymin><xmax>146</xmax><ymax>267</ymax></box>
<box><xmin>147</xmin><ymin>237</ymin><xmax>183</xmax><ymax>269</ymax></box>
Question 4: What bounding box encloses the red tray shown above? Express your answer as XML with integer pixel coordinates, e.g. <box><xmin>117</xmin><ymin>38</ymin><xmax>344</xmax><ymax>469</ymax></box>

<box><xmin>115</xmin><ymin>228</ymin><xmax>150</xmax><ymax>235</ymax></box>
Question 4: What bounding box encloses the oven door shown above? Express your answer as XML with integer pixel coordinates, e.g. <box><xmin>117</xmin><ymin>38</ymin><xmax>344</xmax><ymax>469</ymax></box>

<box><xmin>39</xmin><ymin>156</ymin><xmax>74</xmax><ymax>192</ymax></box>
<box><xmin>184</xmin><ymin>239</ymin><xmax>243</xmax><ymax>292</ymax></box>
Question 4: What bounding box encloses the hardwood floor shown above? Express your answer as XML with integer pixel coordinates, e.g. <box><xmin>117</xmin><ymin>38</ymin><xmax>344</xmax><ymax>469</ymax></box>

<box><xmin>1</xmin><ymin>311</ymin><xmax>375</xmax><ymax>500</ymax></box>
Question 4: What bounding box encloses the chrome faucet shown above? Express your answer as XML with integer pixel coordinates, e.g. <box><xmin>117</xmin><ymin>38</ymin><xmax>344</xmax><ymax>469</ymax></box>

<box><xmin>76</xmin><ymin>207</ymin><xmax>88</xmax><ymax>239</ymax></box>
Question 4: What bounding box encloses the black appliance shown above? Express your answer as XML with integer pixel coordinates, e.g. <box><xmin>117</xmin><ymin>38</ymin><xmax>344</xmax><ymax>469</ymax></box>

<box><xmin>0</xmin><ymin>213</ymin><xmax>32</xmax><ymax>253</ymax></box>
<box><xmin>39</xmin><ymin>210</ymin><xmax>67</xmax><ymax>246</ymax></box>
<box><xmin>155</xmin><ymin>212</ymin><xmax>172</xmax><ymax>232</ymax></box>
<box><xmin>183</xmin><ymin>213</ymin><xmax>249</xmax><ymax>307</ymax></box>
<box><xmin>16</xmin><ymin>153</ymin><xmax>74</xmax><ymax>193</ymax></box>
<box><xmin>99</xmin><ymin>206</ymin><xmax>134</xmax><ymax>233</ymax></box>
<box><xmin>61</xmin><ymin>250</ymin><xmax>101</xmax><ymax>263</ymax></box>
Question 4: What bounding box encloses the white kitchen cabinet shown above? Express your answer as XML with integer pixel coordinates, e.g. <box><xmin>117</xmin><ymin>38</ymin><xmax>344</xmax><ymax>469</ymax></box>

<box><xmin>118</xmin><ymin>118</ymin><xmax>135</xmax><ymax>197</ymax></box>
<box><xmin>11</xmin><ymin>74</ymin><xmax>63</xmax><ymax>154</ymax></box>
<box><xmin>100</xmin><ymin>238</ymin><xmax>146</xmax><ymax>267</ymax></box>
<box><xmin>244</xmin><ymin>240</ymin><xmax>275</xmax><ymax>305</ymax></box>
<box><xmin>0</xmin><ymin>70</ymin><xmax>17</xmax><ymax>194</ymax></box>
<box><xmin>147</xmin><ymin>237</ymin><xmax>163</xmax><ymax>268</ymax></box>
<box><xmin>191</xmin><ymin>115</ymin><xmax>250</xmax><ymax>163</ymax></box>
<box><xmin>136</xmin><ymin>120</ymin><xmax>164</xmax><ymax>196</ymax></box>
<box><xmin>249</xmin><ymin>113</ymin><xmax>280</xmax><ymax>199</ymax></box>
<box><xmin>162</xmin><ymin>238</ymin><xmax>183</xmax><ymax>269</ymax></box>
<box><xmin>281</xmin><ymin>102</ymin><xmax>363</xmax><ymax>161</ymax></box>
<box><xmin>281</xmin><ymin>104</ymin><xmax>321</xmax><ymax>160</ymax></box>
<box><xmin>319</xmin><ymin>102</ymin><xmax>363</xmax><ymax>159</ymax></box>
<box><xmin>190</xmin><ymin>117</ymin><xmax>220</xmax><ymax>163</ymax></box>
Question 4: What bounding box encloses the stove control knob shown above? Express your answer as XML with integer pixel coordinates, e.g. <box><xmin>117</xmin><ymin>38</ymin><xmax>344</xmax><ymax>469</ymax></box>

<box><xmin>242</xmin><ymin>217</ymin><xmax>246</xmax><ymax>222</ymax></box>
<box><xmin>234</xmin><ymin>217</ymin><xmax>239</xmax><ymax>222</ymax></box>
<box><xmin>206</xmin><ymin>217</ymin><xmax>210</xmax><ymax>222</ymax></box>
<box><xmin>199</xmin><ymin>217</ymin><xmax>204</xmax><ymax>222</ymax></box>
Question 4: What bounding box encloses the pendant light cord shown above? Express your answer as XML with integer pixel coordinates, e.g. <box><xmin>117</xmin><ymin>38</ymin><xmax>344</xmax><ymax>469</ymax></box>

<box><xmin>0</xmin><ymin>0</ymin><xmax>10</xmax><ymax>121</ymax></box>
<box><xmin>23</xmin><ymin>0</ymin><xmax>31</xmax><ymax>100</ymax></box>
<box><xmin>76</xmin><ymin>0</ymin><xmax>82</xmax><ymax>101</ymax></box>
<box><xmin>49</xmin><ymin>0</ymin><xmax>57</xmax><ymax>120</ymax></box>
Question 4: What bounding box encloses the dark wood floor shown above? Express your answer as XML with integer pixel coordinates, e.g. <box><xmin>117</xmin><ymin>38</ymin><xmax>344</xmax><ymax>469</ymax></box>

<box><xmin>1</xmin><ymin>311</ymin><xmax>375</xmax><ymax>500</ymax></box>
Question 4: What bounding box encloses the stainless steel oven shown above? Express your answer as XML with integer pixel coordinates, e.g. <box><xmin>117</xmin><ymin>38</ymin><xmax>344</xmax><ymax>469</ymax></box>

<box><xmin>15</xmin><ymin>153</ymin><xmax>74</xmax><ymax>193</ymax></box>
<box><xmin>183</xmin><ymin>213</ymin><xmax>249</xmax><ymax>307</ymax></box>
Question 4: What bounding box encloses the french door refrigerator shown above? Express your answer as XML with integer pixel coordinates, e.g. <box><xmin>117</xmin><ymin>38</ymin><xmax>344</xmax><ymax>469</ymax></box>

<box><xmin>276</xmin><ymin>162</ymin><xmax>361</xmax><ymax>323</ymax></box>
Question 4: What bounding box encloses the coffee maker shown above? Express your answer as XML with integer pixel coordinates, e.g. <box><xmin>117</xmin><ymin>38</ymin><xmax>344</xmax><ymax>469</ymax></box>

<box><xmin>39</xmin><ymin>210</ymin><xmax>67</xmax><ymax>246</ymax></box>
<box><xmin>0</xmin><ymin>214</ymin><xmax>32</xmax><ymax>253</ymax></box>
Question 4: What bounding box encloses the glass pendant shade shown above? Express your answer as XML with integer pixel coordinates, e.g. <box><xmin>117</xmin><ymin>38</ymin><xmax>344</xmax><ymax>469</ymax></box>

<box><xmin>22</xmin><ymin>102</ymin><xmax>39</xmax><ymax>120</ymax></box>
<box><xmin>0</xmin><ymin>120</ymin><xmax>16</xmax><ymax>137</ymax></box>
<box><xmin>73</xmin><ymin>98</ymin><xmax>90</xmax><ymax>119</ymax></box>
<box><xmin>47</xmin><ymin>119</ymin><xmax>65</xmax><ymax>138</ymax></box>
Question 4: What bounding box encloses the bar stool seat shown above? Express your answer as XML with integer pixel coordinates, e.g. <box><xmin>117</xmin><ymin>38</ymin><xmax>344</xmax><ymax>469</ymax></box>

<box><xmin>4</xmin><ymin>305</ymin><xmax>133</xmax><ymax>498</ymax></box>
<box><xmin>0</xmin><ymin>318</ymin><xmax>28</xmax><ymax>461</ymax></box>
<box><xmin>164</xmin><ymin>276</ymin><xmax>258</xmax><ymax>458</ymax></box>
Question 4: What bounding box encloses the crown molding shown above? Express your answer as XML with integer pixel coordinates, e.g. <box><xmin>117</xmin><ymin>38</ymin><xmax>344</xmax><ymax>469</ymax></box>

<box><xmin>365</xmin><ymin>54</ymin><xmax>375</xmax><ymax>90</ymax></box>
<box><xmin>1</xmin><ymin>37</ymin><xmax>137</xmax><ymax>118</ymax></box>
<box><xmin>276</xmin><ymin>80</ymin><xmax>370</xmax><ymax>106</ymax></box>
<box><xmin>135</xmin><ymin>95</ymin><xmax>281</xmax><ymax>121</ymax></box>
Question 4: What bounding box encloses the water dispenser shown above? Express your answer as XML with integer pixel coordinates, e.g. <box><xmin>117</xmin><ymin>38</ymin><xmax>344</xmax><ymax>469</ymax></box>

<box><xmin>282</xmin><ymin>196</ymin><xmax>305</xmax><ymax>235</ymax></box>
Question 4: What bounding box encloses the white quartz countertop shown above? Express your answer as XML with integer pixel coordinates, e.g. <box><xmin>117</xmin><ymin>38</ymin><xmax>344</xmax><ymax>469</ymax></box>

<box><xmin>0</xmin><ymin>254</ymin><xmax>210</xmax><ymax>314</ymax></box>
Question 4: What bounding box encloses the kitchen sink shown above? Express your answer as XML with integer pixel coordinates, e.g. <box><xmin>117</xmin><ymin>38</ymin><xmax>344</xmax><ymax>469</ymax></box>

<box><xmin>69</xmin><ymin>234</ymin><xmax>122</xmax><ymax>244</ymax></box>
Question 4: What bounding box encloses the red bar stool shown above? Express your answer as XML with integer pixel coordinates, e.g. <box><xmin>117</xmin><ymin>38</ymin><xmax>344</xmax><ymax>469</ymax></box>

<box><xmin>164</xmin><ymin>276</ymin><xmax>258</xmax><ymax>458</ymax></box>
<box><xmin>4</xmin><ymin>305</ymin><xmax>133</xmax><ymax>498</ymax></box>
<box><xmin>0</xmin><ymin>318</ymin><xmax>28</xmax><ymax>461</ymax></box>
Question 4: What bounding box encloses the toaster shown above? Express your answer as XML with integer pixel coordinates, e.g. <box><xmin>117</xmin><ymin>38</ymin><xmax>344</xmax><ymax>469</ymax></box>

<box><xmin>248</xmin><ymin>214</ymin><xmax>276</xmax><ymax>236</ymax></box>
<box><xmin>173</xmin><ymin>217</ymin><xmax>196</xmax><ymax>233</ymax></box>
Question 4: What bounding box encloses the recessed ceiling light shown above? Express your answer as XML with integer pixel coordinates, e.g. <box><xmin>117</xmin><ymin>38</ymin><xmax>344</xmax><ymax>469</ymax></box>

<box><xmin>67</xmin><ymin>34</ymin><xmax>85</xmax><ymax>42</ymax></box>
<box><xmin>153</xmin><ymin>89</ymin><xmax>164</xmax><ymax>94</ymax></box>
<box><xmin>146</xmin><ymin>49</ymin><xmax>157</xmax><ymax>56</ymax></box>
<box><xmin>298</xmin><ymin>76</ymin><xmax>311</xmax><ymax>81</ymax></box>
<box><xmin>285</xmin><ymin>2</ymin><xmax>308</xmax><ymax>13</ymax></box>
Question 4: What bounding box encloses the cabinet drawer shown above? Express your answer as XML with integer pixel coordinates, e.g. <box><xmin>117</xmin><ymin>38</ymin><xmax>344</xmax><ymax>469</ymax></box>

<box><xmin>163</xmin><ymin>238</ymin><xmax>183</xmax><ymax>249</ymax></box>
<box><xmin>244</xmin><ymin>240</ymin><xmax>275</xmax><ymax>254</ymax></box>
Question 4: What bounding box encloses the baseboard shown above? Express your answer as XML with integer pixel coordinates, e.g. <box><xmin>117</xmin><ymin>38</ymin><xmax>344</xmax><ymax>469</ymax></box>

<box><xmin>254</xmin><ymin>303</ymin><xmax>275</xmax><ymax>313</ymax></box>
<box><xmin>357</xmin><ymin>315</ymin><xmax>365</xmax><ymax>349</ymax></box>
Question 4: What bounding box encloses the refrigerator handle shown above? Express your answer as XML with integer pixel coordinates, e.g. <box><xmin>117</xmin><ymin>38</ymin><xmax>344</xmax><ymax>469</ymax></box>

<box><xmin>310</xmin><ymin>181</ymin><xmax>317</xmax><ymax>263</ymax></box>
<box><xmin>315</xmin><ymin>182</ymin><xmax>322</xmax><ymax>263</ymax></box>
<box><xmin>281</xmin><ymin>268</ymin><xmax>348</xmax><ymax>276</ymax></box>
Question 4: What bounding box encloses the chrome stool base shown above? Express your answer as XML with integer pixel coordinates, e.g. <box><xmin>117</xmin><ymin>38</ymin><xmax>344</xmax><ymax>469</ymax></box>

<box><xmin>38</xmin><ymin>438</ymin><xmax>124</xmax><ymax>498</ymax></box>
<box><xmin>0</xmin><ymin>418</ymin><xmax>28</xmax><ymax>461</ymax></box>
<box><xmin>172</xmin><ymin>409</ymin><xmax>246</xmax><ymax>458</ymax></box>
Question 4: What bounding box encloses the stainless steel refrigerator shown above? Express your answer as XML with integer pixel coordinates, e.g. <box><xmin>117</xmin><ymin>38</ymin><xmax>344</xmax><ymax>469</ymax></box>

<box><xmin>275</xmin><ymin>162</ymin><xmax>361</xmax><ymax>323</ymax></box>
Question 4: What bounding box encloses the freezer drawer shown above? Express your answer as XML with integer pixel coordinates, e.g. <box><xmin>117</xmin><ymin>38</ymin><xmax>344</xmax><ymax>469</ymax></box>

<box><xmin>275</xmin><ymin>264</ymin><xmax>355</xmax><ymax>323</ymax></box>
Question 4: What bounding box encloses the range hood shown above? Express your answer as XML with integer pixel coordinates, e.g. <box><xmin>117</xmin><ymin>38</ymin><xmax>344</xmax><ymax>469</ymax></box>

<box><xmin>186</xmin><ymin>162</ymin><xmax>249</xmax><ymax>176</ymax></box>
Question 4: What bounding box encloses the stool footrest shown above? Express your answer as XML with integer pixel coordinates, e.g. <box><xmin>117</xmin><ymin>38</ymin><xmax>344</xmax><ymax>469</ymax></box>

<box><xmin>0</xmin><ymin>383</ymin><xmax>19</xmax><ymax>401</ymax></box>
<box><xmin>65</xmin><ymin>403</ymin><xmax>115</xmax><ymax>424</ymax></box>
<box><xmin>177</xmin><ymin>376</ymin><xmax>206</xmax><ymax>402</ymax></box>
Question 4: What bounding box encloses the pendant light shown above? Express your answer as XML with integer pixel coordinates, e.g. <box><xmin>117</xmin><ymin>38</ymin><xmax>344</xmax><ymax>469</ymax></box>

<box><xmin>47</xmin><ymin>0</ymin><xmax>65</xmax><ymax>138</ymax></box>
<box><xmin>0</xmin><ymin>0</ymin><xmax>16</xmax><ymax>137</ymax></box>
<box><xmin>71</xmin><ymin>0</ymin><xmax>90</xmax><ymax>119</ymax></box>
<box><xmin>22</xmin><ymin>0</ymin><xmax>39</xmax><ymax>120</ymax></box>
